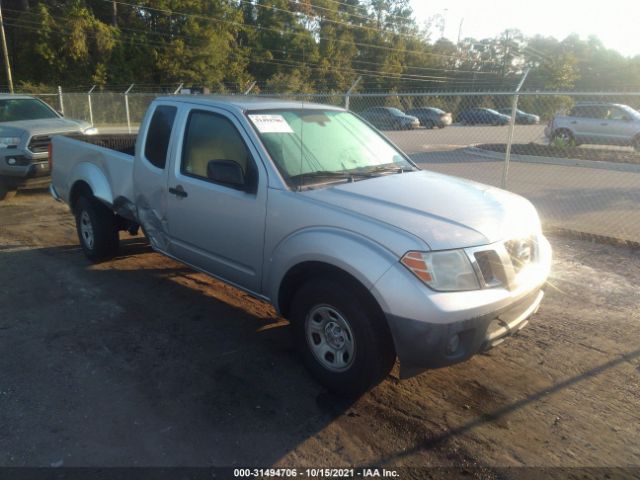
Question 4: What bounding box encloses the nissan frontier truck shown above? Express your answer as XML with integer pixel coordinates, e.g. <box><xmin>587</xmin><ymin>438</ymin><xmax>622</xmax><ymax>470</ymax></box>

<box><xmin>49</xmin><ymin>96</ymin><xmax>552</xmax><ymax>395</ymax></box>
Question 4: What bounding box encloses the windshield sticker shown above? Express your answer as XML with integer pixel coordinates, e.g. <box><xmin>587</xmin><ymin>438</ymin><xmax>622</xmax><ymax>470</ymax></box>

<box><xmin>249</xmin><ymin>114</ymin><xmax>294</xmax><ymax>133</ymax></box>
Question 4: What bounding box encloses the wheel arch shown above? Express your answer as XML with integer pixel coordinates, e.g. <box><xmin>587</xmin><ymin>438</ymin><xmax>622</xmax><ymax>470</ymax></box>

<box><xmin>278</xmin><ymin>261</ymin><xmax>383</xmax><ymax>320</ymax></box>
<box><xmin>69</xmin><ymin>180</ymin><xmax>94</xmax><ymax>212</ymax></box>
<box><xmin>269</xmin><ymin>228</ymin><xmax>399</xmax><ymax>319</ymax></box>
<box><xmin>68</xmin><ymin>162</ymin><xmax>114</xmax><ymax>210</ymax></box>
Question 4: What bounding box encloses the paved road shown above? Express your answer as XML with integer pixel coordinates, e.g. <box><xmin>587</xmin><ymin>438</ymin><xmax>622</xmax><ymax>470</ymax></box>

<box><xmin>386</xmin><ymin>124</ymin><xmax>547</xmax><ymax>153</ymax></box>
<box><xmin>408</xmin><ymin>149</ymin><xmax>640</xmax><ymax>242</ymax></box>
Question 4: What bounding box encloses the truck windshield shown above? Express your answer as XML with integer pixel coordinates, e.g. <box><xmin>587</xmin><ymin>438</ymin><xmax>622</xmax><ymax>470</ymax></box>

<box><xmin>0</xmin><ymin>98</ymin><xmax>59</xmax><ymax>122</ymax></box>
<box><xmin>247</xmin><ymin>109</ymin><xmax>415</xmax><ymax>188</ymax></box>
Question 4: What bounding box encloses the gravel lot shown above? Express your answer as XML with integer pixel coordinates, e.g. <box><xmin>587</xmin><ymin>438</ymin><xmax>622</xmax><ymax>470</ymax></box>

<box><xmin>0</xmin><ymin>191</ymin><xmax>639</xmax><ymax>478</ymax></box>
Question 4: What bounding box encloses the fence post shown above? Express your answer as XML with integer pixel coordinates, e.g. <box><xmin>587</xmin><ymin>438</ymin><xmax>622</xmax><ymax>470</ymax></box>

<box><xmin>87</xmin><ymin>85</ymin><xmax>96</xmax><ymax>126</ymax></box>
<box><xmin>124</xmin><ymin>84</ymin><xmax>134</xmax><ymax>134</ymax></box>
<box><xmin>173</xmin><ymin>82</ymin><xmax>184</xmax><ymax>95</ymax></box>
<box><xmin>57</xmin><ymin>86</ymin><xmax>64</xmax><ymax>116</ymax></box>
<box><xmin>345</xmin><ymin>76</ymin><xmax>362</xmax><ymax>110</ymax></box>
<box><xmin>244</xmin><ymin>81</ymin><xmax>257</xmax><ymax>95</ymax></box>
<box><xmin>501</xmin><ymin>68</ymin><xmax>530</xmax><ymax>189</ymax></box>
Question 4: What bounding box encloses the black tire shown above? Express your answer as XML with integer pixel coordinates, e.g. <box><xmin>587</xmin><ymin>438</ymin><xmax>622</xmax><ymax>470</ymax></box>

<box><xmin>0</xmin><ymin>179</ymin><xmax>17</xmax><ymax>201</ymax></box>
<box><xmin>633</xmin><ymin>136</ymin><xmax>640</xmax><ymax>152</ymax></box>
<box><xmin>74</xmin><ymin>195</ymin><xmax>119</xmax><ymax>262</ymax></box>
<box><xmin>290</xmin><ymin>277</ymin><xmax>396</xmax><ymax>397</ymax></box>
<box><xmin>424</xmin><ymin>120</ymin><xmax>435</xmax><ymax>129</ymax></box>
<box><xmin>551</xmin><ymin>129</ymin><xmax>575</xmax><ymax>147</ymax></box>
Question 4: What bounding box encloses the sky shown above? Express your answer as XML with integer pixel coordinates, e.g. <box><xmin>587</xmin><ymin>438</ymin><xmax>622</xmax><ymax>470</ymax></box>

<box><xmin>409</xmin><ymin>0</ymin><xmax>640</xmax><ymax>58</ymax></box>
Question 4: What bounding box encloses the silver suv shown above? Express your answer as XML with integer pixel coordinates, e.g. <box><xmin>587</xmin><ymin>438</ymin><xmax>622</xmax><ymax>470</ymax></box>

<box><xmin>545</xmin><ymin>102</ymin><xmax>640</xmax><ymax>150</ymax></box>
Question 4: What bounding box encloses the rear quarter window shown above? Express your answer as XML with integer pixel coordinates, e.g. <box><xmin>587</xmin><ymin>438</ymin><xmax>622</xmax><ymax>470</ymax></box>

<box><xmin>144</xmin><ymin>105</ymin><xmax>177</xmax><ymax>169</ymax></box>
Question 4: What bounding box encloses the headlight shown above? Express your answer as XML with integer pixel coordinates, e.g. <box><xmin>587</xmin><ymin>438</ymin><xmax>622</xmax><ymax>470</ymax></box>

<box><xmin>83</xmin><ymin>127</ymin><xmax>99</xmax><ymax>135</ymax></box>
<box><xmin>401</xmin><ymin>250</ymin><xmax>480</xmax><ymax>291</ymax></box>
<box><xmin>0</xmin><ymin>137</ymin><xmax>21</xmax><ymax>148</ymax></box>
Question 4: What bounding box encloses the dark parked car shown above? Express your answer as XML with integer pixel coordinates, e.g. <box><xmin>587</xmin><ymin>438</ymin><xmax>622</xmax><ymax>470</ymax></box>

<box><xmin>406</xmin><ymin>107</ymin><xmax>452</xmax><ymax>129</ymax></box>
<box><xmin>457</xmin><ymin>108</ymin><xmax>510</xmax><ymax>126</ymax></box>
<box><xmin>496</xmin><ymin>108</ymin><xmax>540</xmax><ymax>125</ymax></box>
<box><xmin>359</xmin><ymin>107</ymin><xmax>419</xmax><ymax>130</ymax></box>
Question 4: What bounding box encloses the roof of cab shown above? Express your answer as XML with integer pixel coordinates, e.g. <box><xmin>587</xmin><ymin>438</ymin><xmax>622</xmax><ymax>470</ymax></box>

<box><xmin>0</xmin><ymin>94</ymin><xmax>39</xmax><ymax>100</ymax></box>
<box><xmin>155</xmin><ymin>94</ymin><xmax>345</xmax><ymax>112</ymax></box>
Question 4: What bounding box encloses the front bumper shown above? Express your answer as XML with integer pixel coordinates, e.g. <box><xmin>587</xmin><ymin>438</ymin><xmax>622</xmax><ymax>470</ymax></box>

<box><xmin>371</xmin><ymin>234</ymin><xmax>552</xmax><ymax>378</ymax></box>
<box><xmin>0</xmin><ymin>150</ymin><xmax>49</xmax><ymax>181</ymax></box>
<box><xmin>387</xmin><ymin>288</ymin><xmax>543</xmax><ymax>378</ymax></box>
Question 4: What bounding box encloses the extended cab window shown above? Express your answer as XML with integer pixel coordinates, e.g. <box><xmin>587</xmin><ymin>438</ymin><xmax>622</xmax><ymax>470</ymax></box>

<box><xmin>144</xmin><ymin>105</ymin><xmax>177</xmax><ymax>169</ymax></box>
<box><xmin>181</xmin><ymin>110</ymin><xmax>253</xmax><ymax>188</ymax></box>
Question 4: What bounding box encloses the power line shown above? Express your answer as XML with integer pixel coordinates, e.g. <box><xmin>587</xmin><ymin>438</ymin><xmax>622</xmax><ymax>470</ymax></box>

<box><xmin>2</xmin><ymin>6</ymin><xmax>506</xmax><ymax>88</ymax></box>
<box><xmin>105</xmin><ymin>0</ymin><xmax>501</xmax><ymax>66</ymax></box>
<box><xmin>4</xmin><ymin>17</ymin><xmax>506</xmax><ymax>88</ymax></box>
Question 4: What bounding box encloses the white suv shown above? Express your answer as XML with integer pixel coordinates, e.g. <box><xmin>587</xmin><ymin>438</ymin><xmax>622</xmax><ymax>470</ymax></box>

<box><xmin>545</xmin><ymin>102</ymin><xmax>640</xmax><ymax>151</ymax></box>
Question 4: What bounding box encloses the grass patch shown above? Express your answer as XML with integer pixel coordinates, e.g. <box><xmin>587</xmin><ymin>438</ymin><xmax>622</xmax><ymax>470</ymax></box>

<box><xmin>477</xmin><ymin>143</ymin><xmax>640</xmax><ymax>165</ymax></box>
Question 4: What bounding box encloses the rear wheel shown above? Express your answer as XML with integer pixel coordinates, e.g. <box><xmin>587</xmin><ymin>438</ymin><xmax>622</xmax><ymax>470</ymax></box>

<box><xmin>551</xmin><ymin>129</ymin><xmax>575</xmax><ymax>147</ymax></box>
<box><xmin>74</xmin><ymin>195</ymin><xmax>119</xmax><ymax>262</ymax></box>
<box><xmin>290</xmin><ymin>277</ymin><xmax>396</xmax><ymax>397</ymax></box>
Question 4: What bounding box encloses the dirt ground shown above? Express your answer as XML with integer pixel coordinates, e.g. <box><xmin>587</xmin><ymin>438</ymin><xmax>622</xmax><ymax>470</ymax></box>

<box><xmin>1</xmin><ymin>190</ymin><xmax>639</xmax><ymax>479</ymax></box>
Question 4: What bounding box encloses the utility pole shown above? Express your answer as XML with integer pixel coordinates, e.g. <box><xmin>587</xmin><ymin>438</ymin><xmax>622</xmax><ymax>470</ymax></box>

<box><xmin>0</xmin><ymin>0</ymin><xmax>14</xmax><ymax>93</ymax></box>
<box><xmin>112</xmin><ymin>0</ymin><xmax>118</xmax><ymax>27</ymax></box>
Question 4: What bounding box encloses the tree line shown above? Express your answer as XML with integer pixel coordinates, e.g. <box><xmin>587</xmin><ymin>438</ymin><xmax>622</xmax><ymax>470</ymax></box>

<box><xmin>2</xmin><ymin>0</ymin><xmax>640</xmax><ymax>93</ymax></box>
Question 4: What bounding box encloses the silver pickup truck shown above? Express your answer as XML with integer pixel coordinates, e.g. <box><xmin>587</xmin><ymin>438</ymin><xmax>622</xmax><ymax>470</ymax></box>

<box><xmin>50</xmin><ymin>96</ymin><xmax>552</xmax><ymax>396</ymax></box>
<box><xmin>0</xmin><ymin>94</ymin><xmax>97</xmax><ymax>199</ymax></box>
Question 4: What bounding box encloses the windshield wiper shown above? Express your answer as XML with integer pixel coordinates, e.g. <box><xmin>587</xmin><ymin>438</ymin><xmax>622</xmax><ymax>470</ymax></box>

<box><xmin>289</xmin><ymin>170</ymin><xmax>358</xmax><ymax>187</ymax></box>
<box><xmin>290</xmin><ymin>166</ymin><xmax>414</xmax><ymax>189</ymax></box>
<box><xmin>358</xmin><ymin>164</ymin><xmax>414</xmax><ymax>176</ymax></box>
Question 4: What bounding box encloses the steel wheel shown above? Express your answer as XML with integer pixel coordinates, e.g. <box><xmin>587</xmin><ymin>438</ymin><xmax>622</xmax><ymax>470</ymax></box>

<box><xmin>74</xmin><ymin>195</ymin><xmax>119</xmax><ymax>262</ymax></box>
<box><xmin>79</xmin><ymin>210</ymin><xmax>95</xmax><ymax>250</ymax></box>
<box><xmin>305</xmin><ymin>304</ymin><xmax>355</xmax><ymax>372</ymax></box>
<box><xmin>552</xmin><ymin>129</ymin><xmax>574</xmax><ymax>147</ymax></box>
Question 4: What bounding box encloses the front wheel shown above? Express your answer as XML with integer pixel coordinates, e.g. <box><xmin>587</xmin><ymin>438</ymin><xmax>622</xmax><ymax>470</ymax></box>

<box><xmin>0</xmin><ymin>179</ymin><xmax>17</xmax><ymax>201</ymax></box>
<box><xmin>290</xmin><ymin>278</ymin><xmax>396</xmax><ymax>396</ymax></box>
<box><xmin>75</xmin><ymin>196</ymin><xmax>119</xmax><ymax>262</ymax></box>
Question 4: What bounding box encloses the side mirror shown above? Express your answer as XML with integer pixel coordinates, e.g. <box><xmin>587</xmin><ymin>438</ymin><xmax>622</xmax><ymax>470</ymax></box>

<box><xmin>207</xmin><ymin>160</ymin><xmax>246</xmax><ymax>190</ymax></box>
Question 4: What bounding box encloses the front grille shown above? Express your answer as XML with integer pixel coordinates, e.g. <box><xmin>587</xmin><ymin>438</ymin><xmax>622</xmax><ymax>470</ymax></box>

<box><xmin>504</xmin><ymin>237</ymin><xmax>536</xmax><ymax>273</ymax></box>
<box><xmin>28</xmin><ymin>135</ymin><xmax>51</xmax><ymax>154</ymax></box>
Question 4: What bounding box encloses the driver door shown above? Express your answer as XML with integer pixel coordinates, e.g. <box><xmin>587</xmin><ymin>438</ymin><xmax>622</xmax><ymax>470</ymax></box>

<box><xmin>166</xmin><ymin>107</ymin><xmax>268</xmax><ymax>293</ymax></box>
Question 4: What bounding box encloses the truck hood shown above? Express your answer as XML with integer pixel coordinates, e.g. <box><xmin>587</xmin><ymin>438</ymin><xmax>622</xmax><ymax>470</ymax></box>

<box><xmin>0</xmin><ymin>117</ymin><xmax>89</xmax><ymax>137</ymax></box>
<box><xmin>302</xmin><ymin>170</ymin><xmax>540</xmax><ymax>250</ymax></box>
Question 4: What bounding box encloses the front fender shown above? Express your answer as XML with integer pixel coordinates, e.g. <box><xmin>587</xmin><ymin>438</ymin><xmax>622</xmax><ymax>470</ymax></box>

<box><xmin>68</xmin><ymin>161</ymin><xmax>113</xmax><ymax>206</ymax></box>
<box><xmin>266</xmin><ymin>227</ymin><xmax>399</xmax><ymax>313</ymax></box>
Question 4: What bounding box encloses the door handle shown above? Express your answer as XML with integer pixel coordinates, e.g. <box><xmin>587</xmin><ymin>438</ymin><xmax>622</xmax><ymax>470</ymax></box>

<box><xmin>169</xmin><ymin>185</ymin><xmax>188</xmax><ymax>198</ymax></box>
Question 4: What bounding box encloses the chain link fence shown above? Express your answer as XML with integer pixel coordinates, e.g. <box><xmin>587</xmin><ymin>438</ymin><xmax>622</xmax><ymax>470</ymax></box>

<box><xmin>24</xmin><ymin>87</ymin><xmax>640</xmax><ymax>242</ymax></box>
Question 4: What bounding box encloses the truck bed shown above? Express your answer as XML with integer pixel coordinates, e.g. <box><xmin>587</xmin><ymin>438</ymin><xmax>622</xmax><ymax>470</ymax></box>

<box><xmin>66</xmin><ymin>133</ymin><xmax>137</xmax><ymax>156</ymax></box>
<box><xmin>50</xmin><ymin>134</ymin><xmax>138</xmax><ymax>212</ymax></box>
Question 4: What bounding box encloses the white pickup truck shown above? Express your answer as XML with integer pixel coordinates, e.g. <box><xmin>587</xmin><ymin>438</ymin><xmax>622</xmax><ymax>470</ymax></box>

<box><xmin>50</xmin><ymin>96</ymin><xmax>552</xmax><ymax>396</ymax></box>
